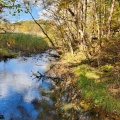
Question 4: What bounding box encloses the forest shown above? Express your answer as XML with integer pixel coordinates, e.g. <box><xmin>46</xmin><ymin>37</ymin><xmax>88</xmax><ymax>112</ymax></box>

<box><xmin>0</xmin><ymin>0</ymin><xmax>120</xmax><ymax>120</ymax></box>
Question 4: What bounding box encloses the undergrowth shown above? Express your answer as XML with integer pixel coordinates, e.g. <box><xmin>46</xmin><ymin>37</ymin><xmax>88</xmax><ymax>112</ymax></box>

<box><xmin>73</xmin><ymin>64</ymin><xmax>120</xmax><ymax>114</ymax></box>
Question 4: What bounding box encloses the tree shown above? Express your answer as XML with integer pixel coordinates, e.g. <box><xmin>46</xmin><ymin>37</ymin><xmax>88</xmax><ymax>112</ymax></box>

<box><xmin>0</xmin><ymin>0</ymin><xmax>20</xmax><ymax>33</ymax></box>
<box><xmin>1</xmin><ymin>0</ymin><xmax>120</xmax><ymax>55</ymax></box>
<box><xmin>107</xmin><ymin>0</ymin><xmax>116</xmax><ymax>39</ymax></box>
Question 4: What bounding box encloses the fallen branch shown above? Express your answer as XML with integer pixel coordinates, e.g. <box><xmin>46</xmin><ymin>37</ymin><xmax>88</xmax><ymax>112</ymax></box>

<box><xmin>32</xmin><ymin>71</ymin><xmax>64</xmax><ymax>82</ymax></box>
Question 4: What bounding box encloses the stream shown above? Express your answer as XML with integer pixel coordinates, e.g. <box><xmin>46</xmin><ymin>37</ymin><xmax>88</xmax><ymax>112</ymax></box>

<box><xmin>0</xmin><ymin>50</ymin><xmax>57</xmax><ymax>120</ymax></box>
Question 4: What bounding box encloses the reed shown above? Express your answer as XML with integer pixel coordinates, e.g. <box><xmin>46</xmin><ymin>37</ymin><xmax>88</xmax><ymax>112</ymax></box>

<box><xmin>0</xmin><ymin>33</ymin><xmax>49</xmax><ymax>55</ymax></box>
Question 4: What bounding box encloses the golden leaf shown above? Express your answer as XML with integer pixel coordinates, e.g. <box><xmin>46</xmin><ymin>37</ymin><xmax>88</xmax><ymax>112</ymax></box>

<box><xmin>8</xmin><ymin>37</ymin><xmax>15</xmax><ymax>45</ymax></box>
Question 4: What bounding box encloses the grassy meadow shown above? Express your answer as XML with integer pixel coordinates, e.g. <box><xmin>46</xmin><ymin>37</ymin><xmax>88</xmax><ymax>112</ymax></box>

<box><xmin>0</xmin><ymin>33</ymin><xmax>49</xmax><ymax>58</ymax></box>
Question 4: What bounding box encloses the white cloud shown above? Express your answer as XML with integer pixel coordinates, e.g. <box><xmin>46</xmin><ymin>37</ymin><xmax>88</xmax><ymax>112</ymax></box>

<box><xmin>38</xmin><ymin>3</ymin><xmax>57</xmax><ymax>20</ymax></box>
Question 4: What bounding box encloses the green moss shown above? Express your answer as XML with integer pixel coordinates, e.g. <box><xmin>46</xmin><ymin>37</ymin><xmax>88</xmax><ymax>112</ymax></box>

<box><xmin>100</xmin><ymin>64</ymin><xmax>114</xmax><ymax>72</ymax></box>
<box><xmin>74</xmin><ymin>64</ymin><xmax>120</xmax><ymax>114</ymax></box>
<box><xmin>0</xmin><ymin>48</ymin><xmax>16</xmax><ymax>57</ymax></box>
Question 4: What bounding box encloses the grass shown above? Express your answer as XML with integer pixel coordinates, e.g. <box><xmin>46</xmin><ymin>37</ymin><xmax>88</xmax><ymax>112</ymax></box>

<box><xmin>0</xmin><ymin>33</ymin><xmax>49</xmax><ymax>57</ymax></box>
<box><xmin>0</xmin><ymin>48</ymin><xmax>16</xmax><ymax>58</ymax></box>
<box><xmin>73</xmin><ymin>64</ymin><xmax>120</xmax><ymax>114</ymax></box>
<box><xmin>56</xmin><ymin>44</ymin><xmax>120</xmax><ymax>119</ymax></box>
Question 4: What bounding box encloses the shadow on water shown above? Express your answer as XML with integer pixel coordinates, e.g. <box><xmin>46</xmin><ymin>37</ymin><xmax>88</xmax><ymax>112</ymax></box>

<box><xmin>0</xmin><ymin>50</ymin><xmax>59</xmax><ymax>120</ymax></box>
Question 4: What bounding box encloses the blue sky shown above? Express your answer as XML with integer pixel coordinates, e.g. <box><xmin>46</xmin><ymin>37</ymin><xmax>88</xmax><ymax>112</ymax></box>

<box><xmin>1</xmin><ymin>0</ymin><xmax>51</xmax><ymax>23</ymax></box>
<box><xmin>7</xmin><ymin>7</ymin><xmax>42</xmax><ymax>22</ymax></box>
<box><xmin>19</xmin><ymin>7</ymin><xmax>40</xmax><ymax>20</ymax></box>
<box><xmin>7</xmin><ymin>0</ymin><xmax>43</xmax><ymax>22</ymax></box>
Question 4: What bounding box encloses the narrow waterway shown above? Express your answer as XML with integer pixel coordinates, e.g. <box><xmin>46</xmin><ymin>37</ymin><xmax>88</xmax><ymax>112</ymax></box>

<box><xmin>0</xmin><ymin>51</ymin><xmax>57</xmax><ymax>120</ymax></box>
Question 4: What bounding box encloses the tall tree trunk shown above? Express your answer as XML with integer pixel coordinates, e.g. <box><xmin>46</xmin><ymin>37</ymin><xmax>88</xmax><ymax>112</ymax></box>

<box><xmin>107</xmin><ymin>0</ymin><xmax>116</xmax><ymax>39</ymax></box>
<box><xmin>94</xmin><ymin>0</ymin><xmax>102</xmax><ymax>47</ymax></box>
<box><xmin>98</xmin><ymin>0</ymin><xmax>102</xmax><ymax>47</ymax></box>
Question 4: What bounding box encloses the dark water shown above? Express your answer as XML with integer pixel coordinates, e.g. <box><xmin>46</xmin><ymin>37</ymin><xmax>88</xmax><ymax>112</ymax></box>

<box><xmin>0</xmin><ymin>51</ymin><xmax>56</xmax><ymax>120</ymax></box>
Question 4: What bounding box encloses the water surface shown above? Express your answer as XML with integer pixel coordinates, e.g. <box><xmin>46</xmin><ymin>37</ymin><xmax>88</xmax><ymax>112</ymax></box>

<box><xmin>0</xmin><ymin>52</ymin><xmax>55</xmax><ymax>120</ymax></box>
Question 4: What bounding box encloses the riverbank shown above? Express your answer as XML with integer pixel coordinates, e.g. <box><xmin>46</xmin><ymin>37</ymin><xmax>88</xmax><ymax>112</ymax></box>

<box><xmin>0</xmin><ymin>33</ymin><xmax>49</xmax><ymax>59</ymax></box>
<box><xmin>0</xmin><ymin>48</ymin><xmax>16</xmax><ymax>59</ymax></box>
<box><xmin>47</xmin><ymin>51</ymin><xmax>120</xmax><ymax>120</ymax></box>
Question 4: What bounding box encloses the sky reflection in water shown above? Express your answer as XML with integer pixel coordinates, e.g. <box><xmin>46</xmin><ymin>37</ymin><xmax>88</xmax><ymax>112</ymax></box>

<box><xmin>0</xmin><ymin>53</ymin><xmax>54</xmax><ymax>120</ymax></box>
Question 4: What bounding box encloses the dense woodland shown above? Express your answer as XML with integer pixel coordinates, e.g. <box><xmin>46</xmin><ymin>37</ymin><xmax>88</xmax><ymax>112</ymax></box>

<box><xmin>0</xmin><ymin>0</ymin><xmax>120</xmax><ymax>120</ymax></box>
